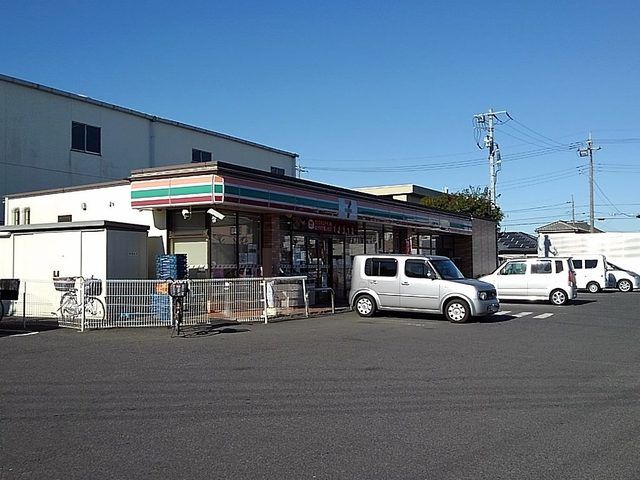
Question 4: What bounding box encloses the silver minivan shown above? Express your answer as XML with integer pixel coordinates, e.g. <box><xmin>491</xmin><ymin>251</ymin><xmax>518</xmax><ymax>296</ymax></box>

<box><xmin>349</xmin><ymin>254</ymin><xmax>499</xmax><ymax>323</ymax></box>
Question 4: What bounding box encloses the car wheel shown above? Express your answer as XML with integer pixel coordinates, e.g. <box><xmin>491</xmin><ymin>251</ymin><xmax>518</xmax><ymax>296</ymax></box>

<box><xmin>617</xmin><ymin>279</ymin><xmax>633</xmax><ymax>293</ymax></box>
<box><xmin>550</xmin><ymin>289</ymin><xmax>569</xmax><ymax>305</ymax></box>
<box><xmin>354</xmin><ymin>294</ymin><xmax>376</xmax><ymax>317</ymax></box>
<box><xmin>586</xmin><ymin>281</ymin><xmax>601</xmax><ymax>294</ymax></box>
<box><xmin>444</xmin><ymin>299</ymin><xmax>470</xmax><ymax>323</ymax></box>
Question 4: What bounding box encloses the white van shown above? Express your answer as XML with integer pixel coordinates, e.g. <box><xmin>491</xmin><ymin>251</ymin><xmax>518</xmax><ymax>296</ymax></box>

<box><xmin>349</xmin><ymin>254</ymin><xmax>499</xmax><ymax>323</ymax></box>
<box><xmin>570</xmin><ymin>255</ymin><xmax>615</xmax><ymax>293</ymax></box>
<box><xmin>479</xmin><ymin>257</ymin><xmax>578</xmax><ymax>305</ymax></box>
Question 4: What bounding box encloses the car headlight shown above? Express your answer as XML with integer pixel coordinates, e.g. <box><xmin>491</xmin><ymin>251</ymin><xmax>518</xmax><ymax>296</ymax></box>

<box><xmin>478</xmin><ymin>291</ymin><xmax>488</xmax><ymax>300</ymax></box>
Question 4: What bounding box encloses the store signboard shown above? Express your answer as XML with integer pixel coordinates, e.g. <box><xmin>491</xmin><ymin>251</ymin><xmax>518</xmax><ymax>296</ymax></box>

<box><xmin>292</xmin><ymin>216</ymin><xmax>358</xmax><ymax>235</ymax></box>
<box><xmin>131</xmin><ymin>175</ymin><xmax>224</xmax><ymax>208</ymax></box>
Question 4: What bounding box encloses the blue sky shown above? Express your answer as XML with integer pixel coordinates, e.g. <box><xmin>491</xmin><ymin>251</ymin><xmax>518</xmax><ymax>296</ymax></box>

<box><xmin>2</xmin><ymin>0</ymin><xmax>640</xmax><ymax>233</ymax></box>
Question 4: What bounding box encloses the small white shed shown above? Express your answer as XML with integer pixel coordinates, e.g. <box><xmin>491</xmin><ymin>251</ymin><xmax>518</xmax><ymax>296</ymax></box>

<box><xmin>0</xmin><ymin>220</ymin><xmax>149</xmax><ymax>280</ymax></box>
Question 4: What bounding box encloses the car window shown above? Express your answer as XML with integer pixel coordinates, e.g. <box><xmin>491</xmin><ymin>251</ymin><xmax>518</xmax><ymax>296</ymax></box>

<box><xmin>555</xmin><ymin>260</ymin><xmax>564</xmax><ymax>273</ymax></box>
<box><xmin>405</xmin><ymin>260</ymin><xmax>435</xmax><ymax>278</ymax></box>
<box><xmin>430</xmin><ymin>259</ymin><xmax>464</xmax><ymax>280</ymax></box>
<box><xmin>364</xmin><ymin>258</ymin><xmax>397</xmax><ymax>277</ymax></box>
<box><xmin>572</xmin><ymin>260</ymin><xmax>583</xmax><ymax>269</ymax></box>
<box><xmin>531</xmin><ymin>261</ymin><xmax>552</xmax><ymax>274</ymax></box>
<box><xmin>585</xmin><ymin>260</ymin><xmax>598</xmax><ymax>269</ymax></box>
<box><xmin>501</xmin><ymin>262</ymin><xmax>527</xmax><ymax>275</ymax></box>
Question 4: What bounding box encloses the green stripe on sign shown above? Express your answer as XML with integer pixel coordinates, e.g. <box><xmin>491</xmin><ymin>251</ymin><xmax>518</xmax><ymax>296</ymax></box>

<box><xmin>170</xmin><ymin>185</ymin><xmax>212</xmax><ymax>197</ymax></box>
<box><xmin>131</xmin><ymin>188</ymin><xmax>171</xmax><ymax>199</ymax></box>
<box><xmin>226</xmin><ymin>185</ymin><xmax>338</xmax><ymax>211</ymax></box>
<box><xmin>131</xmin><ymin>184</ymin><xmax>212</xmax><ymax>199</ymax></box>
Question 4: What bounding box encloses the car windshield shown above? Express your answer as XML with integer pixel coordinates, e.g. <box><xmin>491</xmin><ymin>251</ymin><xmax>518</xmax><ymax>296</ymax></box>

<box><xmin>430</xmin><ymin>259</ymin><xmax>465</xmax><ymax>280</ymax></box>
<box><xmin>607</xmin><ymin>262</ymin><xmax>623</xmax><ymax>271</ymax></box>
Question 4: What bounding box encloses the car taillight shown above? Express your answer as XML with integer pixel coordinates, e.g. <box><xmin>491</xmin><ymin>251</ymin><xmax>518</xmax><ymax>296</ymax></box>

<box><xmin>569</xmin><ymin>270</ymin><xmax>576</xmax><ymax>286</ymax></box>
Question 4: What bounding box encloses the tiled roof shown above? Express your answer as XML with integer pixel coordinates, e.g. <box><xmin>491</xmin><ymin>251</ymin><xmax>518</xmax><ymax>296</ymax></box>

<box><xmin>498</xmin><ymin>231</ymin><xmax>538</xmax><ymax>253</ymax></box>
<box><xmin>536</xmin><ymin>220</ymin><xmax>603</xmax><ymax>233</ymax></box>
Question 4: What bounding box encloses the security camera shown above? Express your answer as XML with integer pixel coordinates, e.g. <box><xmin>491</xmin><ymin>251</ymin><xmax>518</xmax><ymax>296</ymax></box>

<box><xmin>207</xmin><ymin>208</ymin><xmax>225</xmax><ymax>222</ymax></box>
<box><xmin>181</xmin><ymin>209</ymin><xmax>191</xmax><ymax>220</ymax></box>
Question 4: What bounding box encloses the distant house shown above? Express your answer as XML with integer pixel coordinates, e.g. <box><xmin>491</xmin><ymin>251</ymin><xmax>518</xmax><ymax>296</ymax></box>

<box><xmin>498</xmin><ymin>231</ymin><xmax>538</xmax><ymax>261</ymax></box>
<box><xmin>353</xmin><ymin>184</ymin><xmax>443</xmax><ymax>204</ymax></box>
<box><xmin>536</xmin><ymin>220</ymin><xmax>603</xmax><ymax>234</ymax></box>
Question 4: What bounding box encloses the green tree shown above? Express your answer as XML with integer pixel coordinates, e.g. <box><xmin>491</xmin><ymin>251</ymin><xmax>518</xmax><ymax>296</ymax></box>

<box><xmin>421</xmin><ymin>186</ymin><xmax>504</xmax><ymax>223</ymax></box>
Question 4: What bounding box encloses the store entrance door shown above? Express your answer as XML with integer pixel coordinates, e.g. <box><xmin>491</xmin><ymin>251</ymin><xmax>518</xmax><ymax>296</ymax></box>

<box><xmin>307</xmin><ymin>237</ymin><xmax>331</xmax><ymax>304</ymax></box>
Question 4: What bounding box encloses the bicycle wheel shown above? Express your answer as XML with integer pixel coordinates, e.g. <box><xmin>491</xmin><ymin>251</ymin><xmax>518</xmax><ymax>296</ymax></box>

<box><xmin>172</xmin><ymin>299</ymin><xmax>183</xmax><ymax>337</ymax></box>
<box><xmin>85</xmin><ymin>297</ymin><xmax>106</xmax><ymax>321</ymax></box>
<box><xmin>60</xmin><ymin>292</ymin><xmax>79</xmax><ymax>319</ymax></box>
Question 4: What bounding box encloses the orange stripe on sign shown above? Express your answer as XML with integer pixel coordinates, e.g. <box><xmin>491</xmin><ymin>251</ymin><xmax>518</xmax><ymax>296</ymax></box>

<box><xmin>170</xmin><ymin>175</ymin><xmax>213</xmax><ymax>186</ymax></box>
<box><xmin>131</xmin><ymin>179</ymin><xmax>170</xmax><ymax>190</ymax></box>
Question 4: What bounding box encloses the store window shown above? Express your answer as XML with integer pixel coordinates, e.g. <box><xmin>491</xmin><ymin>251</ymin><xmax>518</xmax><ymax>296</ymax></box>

<box><xmin>384</xmin><ymin>229</ymin><xmax>395</xmax><ymax>253</ymax></box>
<box><xmin>278</xmin><ymin>218</ymin><xmax>293</xmax><ymax>275</ymax></box>
<box><xmin>366</xmin><ymin>225</ymin><xmax>382</xmax><ymax>254</ymax></box>
<box><xmin>210</xmin><ymin>213</ymin><xmax>238</xmax><ymax>278</ymax></box>
<box><xmin>291</xmin><ymin>235</ymin><xmax>307</xmax><ymax>276</ymax></box>
<box><xmin>237</xmin><ymin>214</ymin><xmax>261</xmax><ymax>276</ymax></box>
<box><xmin>208</xmin><ymin>211</ymin><xmax>261</xmax><ymax>278</ymax></box>
<box><xmin>23</xmin><ymin>208</ymin><xmax>31</xmax><ymax>225</ymax></box>
<box><xmin>411</xmin><ymin>234</ymin><xmax>437</xmax><ymax>255</ymax></box>
<box><xmin>12</xmin><ymin>208</ymin><xmax>20</xmax><ymax>225</ymax></box>
<box><xmin>170</xmin><ymin>210</ymin><xmax>208</xmax><ymax>278</ymax></box>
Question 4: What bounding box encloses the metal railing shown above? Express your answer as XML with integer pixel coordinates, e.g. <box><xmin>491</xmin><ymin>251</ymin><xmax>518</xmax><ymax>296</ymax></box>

<box><xmin>1</xmin><ymin>276</ymin><xmax>311</xmax><ymax>330</ymax></box>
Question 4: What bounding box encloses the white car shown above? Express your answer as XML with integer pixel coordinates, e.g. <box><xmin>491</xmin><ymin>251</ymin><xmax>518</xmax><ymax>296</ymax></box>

<box><xmin>606</xmin><ymin>262</ymin><xmax>640</xmax><ymax>292</ymax></box>
<box><xmin>480</xmin><ymin>257</ymin><xmax>578</xmax><ymax>305</ymax></box>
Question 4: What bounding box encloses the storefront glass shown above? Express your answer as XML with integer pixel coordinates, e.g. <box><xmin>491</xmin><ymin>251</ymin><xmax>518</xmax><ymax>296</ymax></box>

<box><xmin>207</xmin><ymin>211</ymin><xmax>262</xmax><ymax>278</ymax></box>
<box><xmin>366</xmin><ymin>225</ymin><xmax>382</xmax><ymax>254</ymax></box>
<box><xmin>210</xmin><ymin>213</ymin><xmax>237</xmax><ymax>278</ymax></box>
<box><xmin>238</xmin><ymin>213</ymin><xmax>261</xmax><ymax>276</ymax></box>
<box><xmin>169</xmin><ymin>210</ymin><xmax>208</xmax><ymax>278</ymax></box>
<box><xmin>411</xmin><ymin>234</ymin><xmax>437</xmax><ymax>255</ymax></box>
<box><xmin>383</xmin><ymin>229</ymin><xmax>394</xmax><ymax>253</ymax></box>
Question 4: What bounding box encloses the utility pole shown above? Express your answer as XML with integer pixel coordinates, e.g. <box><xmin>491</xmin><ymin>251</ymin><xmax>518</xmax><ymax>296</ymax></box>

<box><xmin>577</xmin><ymin>133</ymin><xmax>600</xmax><ymax>233</ymax></box>
<box><xmin>473</xmin><ymin>108</ymin><xmax>508</xmax><ymax>207</ymax></box>
<box><xmin>571</xmin><ymin>195</ymin><xmax>576</xmax><ymax>224</ymax></box>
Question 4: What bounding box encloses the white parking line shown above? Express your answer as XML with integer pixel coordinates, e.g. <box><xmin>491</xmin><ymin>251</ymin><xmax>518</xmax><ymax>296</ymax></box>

<box><xmin>500</xmin><ymin>310</ymin><xmax>512</xmax><ymax>315</ymax></box>
<box><xmin>1</xmin><ymin>331</ymin><xmax>39</xmax><ymax>337</ymax></box>
<box><xmin>512</xmin><ymin>311</ymin><xmax>534</xmax><ymax>318</ymax></box>
<box><xmin>533</xmin><ymin>313</ymin><xmax>554</xmax><ymax>319</ymax></box>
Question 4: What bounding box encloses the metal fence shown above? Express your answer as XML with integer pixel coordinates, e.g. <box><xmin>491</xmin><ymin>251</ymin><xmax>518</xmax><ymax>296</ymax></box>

<box><xmin>0</xmin><ymin>276</ymin><xmax>311</xmax><ymax>331</ymax></box>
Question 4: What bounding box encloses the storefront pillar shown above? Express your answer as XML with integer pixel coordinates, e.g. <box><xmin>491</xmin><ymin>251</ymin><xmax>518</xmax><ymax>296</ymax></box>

<box><xmin>454</xmin><ymin>235</ymin><xmax>473</xmax><ymax>277</ymax></box>
<box><xmin>262</xmin><ymin>214</ymin><xmax>280</xmax><ymax>277</ymax></box>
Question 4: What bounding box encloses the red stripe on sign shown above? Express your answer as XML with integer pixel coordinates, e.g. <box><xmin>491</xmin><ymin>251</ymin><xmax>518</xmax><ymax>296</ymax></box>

<box><xmin>169</xmin><ymin>195</ymin><xmax>213</xmax><ymax>205</ymax></box>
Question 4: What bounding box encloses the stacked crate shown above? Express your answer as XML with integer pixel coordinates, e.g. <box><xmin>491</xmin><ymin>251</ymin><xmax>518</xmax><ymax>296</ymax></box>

<box><xmin>155</xmin><ymin>254</ymin><xmax>188</xmax><ymax>280</ymax></box>
<box><xmin>153</xmin><ymin>254</ymin><xmax>188</xmax><ymax>322</ymax></box>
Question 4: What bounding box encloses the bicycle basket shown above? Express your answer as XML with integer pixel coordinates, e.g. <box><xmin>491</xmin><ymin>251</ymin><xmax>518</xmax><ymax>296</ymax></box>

<box><xmin>84</xmin><ymin>279</ymin><xmax>103</xmax><ymax>296</ymax></box>
<box><xmin>168</xmin><ymin>281</ymin><xmax>189</xmax><ymax>298</ymax></box>
<box><xmin>53</xmin><ymin>277</ymin><xmax>76</xmax><ymax>292</ymax></box>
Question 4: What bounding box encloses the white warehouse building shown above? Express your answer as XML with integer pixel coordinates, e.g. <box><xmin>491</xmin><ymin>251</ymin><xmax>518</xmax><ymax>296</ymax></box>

<box><xmin>0</xmin><ymin>73</ymin><xmax>298</xmax><ymax>225</ymax></box>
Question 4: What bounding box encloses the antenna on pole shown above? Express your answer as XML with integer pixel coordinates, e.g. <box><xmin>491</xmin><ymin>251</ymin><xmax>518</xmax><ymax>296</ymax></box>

<box><xmin>473</xmin><ymin>108</ymin><xmax>509</xmax><ymax>208</ymax></box>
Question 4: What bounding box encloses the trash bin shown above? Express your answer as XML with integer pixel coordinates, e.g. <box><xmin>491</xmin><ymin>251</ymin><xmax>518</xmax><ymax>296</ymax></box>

<box><xmin>0</xmin><ymin>279</ymin><xmax>20</xmax><ymax>300</ymax></box>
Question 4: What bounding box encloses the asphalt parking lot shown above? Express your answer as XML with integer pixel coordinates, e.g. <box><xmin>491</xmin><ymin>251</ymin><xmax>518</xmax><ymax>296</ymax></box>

<box><xmin>1</xmin><ymin>291</ymin><xmax>639</xmax><ymax>479</ymax></box>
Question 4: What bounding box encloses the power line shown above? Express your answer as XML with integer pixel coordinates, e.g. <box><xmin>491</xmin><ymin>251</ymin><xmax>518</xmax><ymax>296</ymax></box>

<box><xmin>508</xmin><ymin>118</ymin><xmax>568</xmax><ymax>148</ymax></box>
<box><xmin>0</xmin><ymin>160</ymin><xmax>122</xmax><ymax>181</ymax></box>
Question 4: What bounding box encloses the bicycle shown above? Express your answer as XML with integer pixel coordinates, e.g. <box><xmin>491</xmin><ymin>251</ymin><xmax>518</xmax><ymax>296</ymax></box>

<box><xmin>53</xmin><ymin>276</ymin><xmax>106</xmax><ymax>322</ymax></box>
<box><xmin>168</xmin><ymin>279</ymin><xmax>189</xmax><ymax>337</ymax></box>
